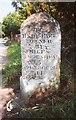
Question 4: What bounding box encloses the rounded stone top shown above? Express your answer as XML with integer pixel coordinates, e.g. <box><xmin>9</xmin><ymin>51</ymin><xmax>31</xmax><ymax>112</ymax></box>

<box><xmin>21</xmin><ymin>12</ymin><xmax>60</xmax><ymax>33</ymax></box>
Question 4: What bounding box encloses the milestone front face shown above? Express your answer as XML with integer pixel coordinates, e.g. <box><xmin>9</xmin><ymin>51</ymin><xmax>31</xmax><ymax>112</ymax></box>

<box><xmin>21</xmin><ymin>13</ymin><xmax>61</xmax><ymax>81</ymax></box>
<box><xmin>20</xmin><ymin>12</ymin><xmax>61</xmax><ymax>101</ymax></box>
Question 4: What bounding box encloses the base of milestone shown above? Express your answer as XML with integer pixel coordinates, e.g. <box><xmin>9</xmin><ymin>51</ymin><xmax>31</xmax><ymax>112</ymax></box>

<box><xmin>20</xmin><ymin>76</ymin><xmax>60</xmax><ymax>105</ymax></box>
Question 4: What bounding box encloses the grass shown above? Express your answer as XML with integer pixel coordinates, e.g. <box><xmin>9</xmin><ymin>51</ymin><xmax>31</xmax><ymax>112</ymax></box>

<box><xmin>2</xmin><ymin>41</ymin><xmax>21</xmax><ymax>89</ymax></box>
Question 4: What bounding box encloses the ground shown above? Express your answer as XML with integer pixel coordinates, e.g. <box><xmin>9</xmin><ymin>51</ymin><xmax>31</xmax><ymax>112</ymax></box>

<box><xmin>0</xmin><ymin>39</ymin><xmax>25</xmax><ymax>119</ymax></box>
<box><xmin>0</xmin><ymin>39</ymin><xmax>16</xmax><ymax>119</ymax></box>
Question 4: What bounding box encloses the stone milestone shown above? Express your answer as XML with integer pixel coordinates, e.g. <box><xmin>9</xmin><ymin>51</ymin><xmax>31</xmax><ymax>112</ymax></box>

<box><xmin>20</xmin><ymin>12</ymin><xmax>61</xmax><ymax>104</ymax></box>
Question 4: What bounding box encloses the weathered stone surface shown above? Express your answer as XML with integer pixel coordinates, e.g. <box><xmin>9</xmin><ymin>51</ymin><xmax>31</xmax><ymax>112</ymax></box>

<box><xmin>20</xmin><ymin>12</ymin><xmax>61</xmax><ymax>104</ymax></box>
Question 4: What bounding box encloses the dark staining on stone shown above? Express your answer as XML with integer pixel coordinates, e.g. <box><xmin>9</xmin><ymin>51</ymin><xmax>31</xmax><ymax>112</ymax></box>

<box><xmin>23</xmin><ymin>24</ymin><xmax>35</xmax><ymax>34</ymax></box>
<box><xmin>40</xmin><ymin>21</ymin><xmax>55</xmax><ymax>32</ymax></box>
<box><xmin>41</xmin><ymin>21</ymin><xmax>48</xmax><ymax>26</ymax></box>
<box><xmin>44</xmin><ymin>13</ymin><xmax>50</xmax><ymax>18</ymax></box>
<box><xmin>40</xmin><ymin>12</ymin><xmax>50</xmax><ymax>20</ymax></box>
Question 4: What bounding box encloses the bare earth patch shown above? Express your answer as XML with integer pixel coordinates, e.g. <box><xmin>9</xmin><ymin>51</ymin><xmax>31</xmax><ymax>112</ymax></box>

<box><xmin>0</xmin><ymin>88</ymin><xmax>15</xmax><ymax>120</ymax></box>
